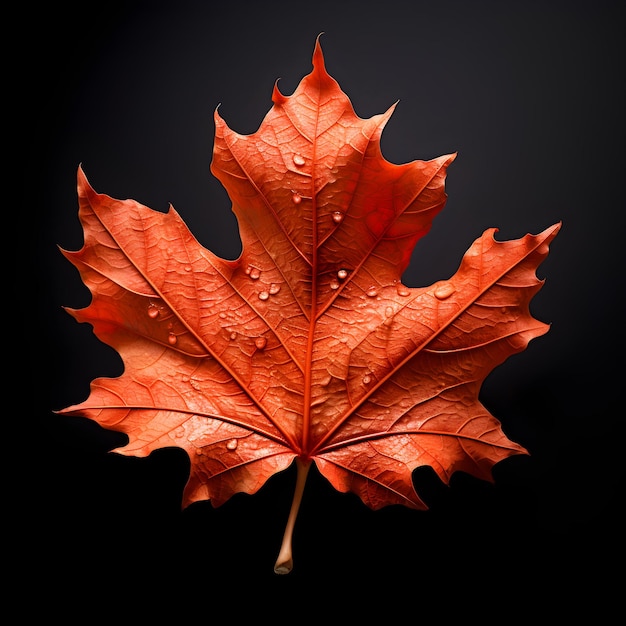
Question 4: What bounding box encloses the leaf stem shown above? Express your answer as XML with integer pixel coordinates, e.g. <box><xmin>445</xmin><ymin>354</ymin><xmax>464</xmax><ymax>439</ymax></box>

<box><xmin>273</xmin><ymin>457</ymin><xmax>311</xmax><ymax>574</ymax></box>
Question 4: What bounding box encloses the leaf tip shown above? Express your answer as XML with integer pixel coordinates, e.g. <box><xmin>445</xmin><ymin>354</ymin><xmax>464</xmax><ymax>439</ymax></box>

<box><xmin>437</xmin><ymin>151</ymin><xmax>458</xmax><ymax>169</ymax></box>
<box><xmin>271</xmin><ymin>80</ymin><xmax>288</xmax><ymax>106</ymax></box>
<box><xmin>544</xmin><ymin>220</ymin><xmax>563</xmax><ymax>240</ymax></box>
<box><xmin>312</xmin><ymin>32</ymin><xmax>327</xmax><ymax>74</ymax></box>
<box><xmin>314</xmin><ymin>31</ymin><xmax>325</xmax><ymax>50</ymax></box>
<box><xmin>76</xmin><ymin>164</ymin><xmax>96</xmax><ymax>200</ymax></box>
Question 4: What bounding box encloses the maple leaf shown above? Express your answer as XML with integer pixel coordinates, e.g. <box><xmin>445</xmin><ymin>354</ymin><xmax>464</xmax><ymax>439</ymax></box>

<box><xmin>58</xmin><ymin>36</ymin><xmax>560</xmax><ymax>574</ymax></box>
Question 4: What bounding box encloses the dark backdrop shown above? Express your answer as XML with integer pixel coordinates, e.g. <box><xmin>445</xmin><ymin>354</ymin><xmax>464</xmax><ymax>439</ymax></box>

<box><xmin>20</xmin><ymin>0</ymin><xmax>623</xmax><ymax>615</ymax></box>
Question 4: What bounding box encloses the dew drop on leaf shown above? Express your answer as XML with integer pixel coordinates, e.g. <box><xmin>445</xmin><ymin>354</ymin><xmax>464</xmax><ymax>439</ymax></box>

<box><xmin>434</xmin><ymin>282</ymin><xmax>455</xmax><ymax>299</ymax></box>
<box><xmin>249</xmin><ymin>267</ymin><xmax>261</xmax><ymax>280</ymax></box>
<box><xmin>269</xmin><ymin>283</ymin><xmax>281</xmax><ymax>295</ymax></box>
<box><xmin>292</xmin><ymin>191</ymin><xmax>302</xmax><ymax>204</ymax></box>
<box><xmin>226</xmin><ymin>438</ymin><xmax>238</xmax><ymax>450</ymax></box>
<box><xmin>255</xmin><ymin>336</ymin><xmax>267</xmax><ymax>350</ymax></box>
<box><xmin>331</xmin><ymin>210</ymin><xmax>344</xmax><ymax>224</ymax></box>
<box><xmin>396</xmin><ymin>283</ymin><xmax>410</xmax><ymax>297</ymax></box>
<box><xmin>147</xmin><ymin>306</ymin><xmax>159</xmax><ymax>319</ymax></box>
<box><xmin>363</xmin><ymin>374</ymin><xmax>372</xmax><ymax>385</ymax></box>
<box><xmin>366</xmin><ymin>286</ymin><xmax>378</xmax><ymax>297</ymax></box>
<box><xmin>293</xmin><ymin>154</ymin><xmax>305</xmax><ymax>166</ymax></box>
<box><xmin>337</xmin><ymin>268</ymin><xmax>348</xmax><ymax>280</ymax></box>
<box><xmin>258</xmin><ymin>290</ymin><xmax>270</xmax><ymax>301</ymax></box>
<box><xmin>330</xmin><ymin>278</ymin><xmax>340</xmax><ymax>290</ymax></box>
<box><xmin>168</xmin><ymin>333</ymin><xmax>177</xmax><ymax>345</ymax></box>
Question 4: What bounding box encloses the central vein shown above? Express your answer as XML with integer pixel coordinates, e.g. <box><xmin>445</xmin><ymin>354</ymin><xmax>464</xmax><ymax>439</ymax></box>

<box><xmin>300</xmin><ymin>106</ymin><xmax>321</xmax><ymax>456</ymax></box>
<box><xmin>301</xmin><ymin>190</ymin><xmax>317</xmax><ymax>456</ymax></box>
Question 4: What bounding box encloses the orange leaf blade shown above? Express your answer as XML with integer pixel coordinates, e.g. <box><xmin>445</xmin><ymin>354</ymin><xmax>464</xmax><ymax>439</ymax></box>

<box><xmin>59</xmin><ymin>39</ymin><xmax>560</xmax><ymax>518</ymax></box>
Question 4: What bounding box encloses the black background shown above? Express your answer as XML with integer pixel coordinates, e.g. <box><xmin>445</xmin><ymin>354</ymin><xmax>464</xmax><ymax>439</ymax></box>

<box><xmin>19</xmin><ymin>0</ymin><xmax>623</xmax><ymax>615</ymax></box>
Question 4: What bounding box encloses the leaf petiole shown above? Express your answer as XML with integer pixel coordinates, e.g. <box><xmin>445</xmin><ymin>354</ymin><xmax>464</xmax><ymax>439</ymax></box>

<box><xmin>273</xmin><ymin>457</ymin><xmax>311</xmax><ymax>574</ymax></box>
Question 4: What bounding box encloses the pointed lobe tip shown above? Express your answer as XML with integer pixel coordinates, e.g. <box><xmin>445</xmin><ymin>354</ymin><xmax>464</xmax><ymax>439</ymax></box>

<box><xmin>312</xmin><ymin>33</ymin><xmax>326</xmax><ymax>71</ymax></box>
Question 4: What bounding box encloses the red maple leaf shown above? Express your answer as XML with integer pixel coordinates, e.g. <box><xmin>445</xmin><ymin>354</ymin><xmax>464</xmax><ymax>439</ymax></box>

<box><xmin>58</xmin><ymin>37</ymin><xmax>560</xmax><ymax>574</ymax></box>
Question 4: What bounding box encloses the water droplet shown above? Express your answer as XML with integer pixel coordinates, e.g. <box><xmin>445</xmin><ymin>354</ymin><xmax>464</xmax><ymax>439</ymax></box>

<box><xmin>226</xmin><ymin>439</ymin><xmax>238</xmax><ymax>450</ymax></box>
<box><xmin>385</xmin><ymin>306</ymin><xmax>394</xmax><ymax>318</ymax></box>
<box><xmin>363</xmin><ymin>374</ymin><xmax>372</xmax><ymax>385</ymax></box>
<box><xmin>337</xmin><ymin>268</ymin><xmax>348</xmax><ymax>280</ymax></box>
<box><xmin>249</xmin><ymin>267</ymin><xmax>261</xmax><ymax>280</ymax></box>
<box><xmin>258</xmin><ymin>291</ymin><xmax>269</xmax><ymax>301</ymax></box>
<box><xmin>244</xmin><ymin>265</ymin><xmax>251</xmax><ymax>275</ymax></box>
<box><xmin>168</xmin><ymin>333</ymin><xmax>178</xmax><ymax>345</ymax></box>
<box><xmin>292</xmin><ymin>191</ymin><xmax>302</xmax><ymax>204</ymax></box>
<box><xmin>366</xmin><ymin>286</ymin><xmax>378</xmax><ymax>297</ymax></box>
<box><xmin>293</xmin><ymin>154</ymin><xmax>305</xmax><ymax>166</ymax></box>
<box><xmin>396</xmin><ymin>283</ymin><xmax>410</xmax><ymax>297</ymax></box>
<box><xmin>255</xmin><ymin>336</ymin><xmax>267</xmax><ymax>350</ymax></box>
<box><xmin>230</xmin><ymin>331</ymin><xmax>237</xmax><ymax>340</ymax></box>
<box><xmin>269</xmin><ymin>283</ymin><xmax>281</xmax><ymax>295</ymax></box>
<box><xmin>219</xmin><ymin>312</ymin><xmax>227</xmax><ymax>319</ymax></box>
<box><xmin>147</xmin><ymin>306</ymin><xmax>159</xmax><ymax>319</ymax></box>
<box><xmin>434</xmin><ymin>282</ymin><xmax>455</xmax><ymax>300</ymax></box>
<box><xmin>331</xmin><ymin>211</ymin><xmax>344</xmax><ymax>224</ymax></box>
<box><xmin>329</xmin><ymin>278</ymin><xmax>340</xmax><ymax>290</ymax></box>
<box><xmin>184</xmin><ymin>265</ymin><xmax>192</xmax><ymax>272</ymax></box>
